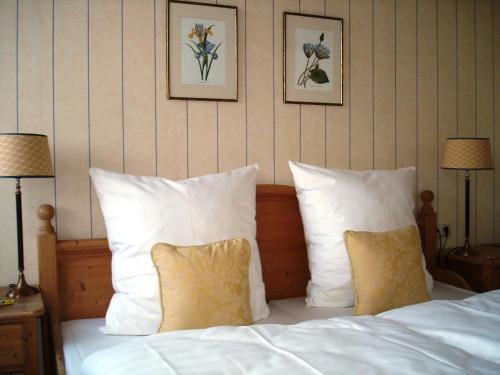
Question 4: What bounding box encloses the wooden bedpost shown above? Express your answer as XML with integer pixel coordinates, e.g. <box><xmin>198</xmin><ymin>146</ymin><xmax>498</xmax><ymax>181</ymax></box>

<box><xmin>38</xmin><ymin>204</ymin><xmax>58</xmax><ymax>323</ymax></box>
<box><xmin>37</xmin><ymin>204</ymin><xmax>66</xmax><ymax>375</ymax></box>
<box><xmin>417</xmin><ymin>191</ymin><xmax>472</xmax><ymax>290</ymax></box>
<box><xmin>418</xmin><ymin>190</ymin><xmax>437</xmax><ymax>271</ymax></box>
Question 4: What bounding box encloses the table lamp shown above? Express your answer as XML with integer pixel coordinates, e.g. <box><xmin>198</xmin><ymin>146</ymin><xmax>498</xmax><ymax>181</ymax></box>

<box><xmin>441</xmin><ymin>138</ymin><xmax>493</xmax><ymax>256</ymax></box>
<box><xmin>0</xmin><ymin>133</ymin><xmax>54</xmax><ymax>298</ymax></box>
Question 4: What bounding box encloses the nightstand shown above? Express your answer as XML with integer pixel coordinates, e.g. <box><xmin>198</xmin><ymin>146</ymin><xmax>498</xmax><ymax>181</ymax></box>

<box><xmin>445</xmin><ymin>244</ymin><xmax>500</xmax><ymax>292</ymax></box>
<box><xmin>0</xmin><ymin>286</ymin><xmax>45</xmax><ymax>374</ymax></box>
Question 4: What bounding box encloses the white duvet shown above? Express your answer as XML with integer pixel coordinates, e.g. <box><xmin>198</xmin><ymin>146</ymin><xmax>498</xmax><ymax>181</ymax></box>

<box><xmin>81</xmin><ymin>290</ymin><xmax>500</xmax><ymax>375</ymax></box>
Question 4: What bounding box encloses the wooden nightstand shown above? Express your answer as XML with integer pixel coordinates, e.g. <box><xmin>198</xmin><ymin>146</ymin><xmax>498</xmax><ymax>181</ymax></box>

<box><xmin>0</xmin><ymin>286</ymin><xmax>45</xmax><ymax>374</ymax></box>
<box><xmin>445</xmin><ymin>244</ymin><xmax>500</xmax><ymax>293</ymax></box>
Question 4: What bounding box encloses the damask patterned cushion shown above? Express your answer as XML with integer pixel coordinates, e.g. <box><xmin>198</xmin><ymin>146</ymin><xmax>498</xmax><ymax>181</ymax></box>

<box><xmin>152</xmin><ymin>238</ymin><xmax>253</xmax><ymax>332</ymax></box>
<box><xmin>344</xmin><ymin>225</ymin><xmax>430</xmax><ymax>316</ymax></box>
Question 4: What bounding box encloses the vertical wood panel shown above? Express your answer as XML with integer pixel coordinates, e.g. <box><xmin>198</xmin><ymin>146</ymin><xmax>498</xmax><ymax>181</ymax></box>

<box><xmin>457</xmin><ymin>0</ymin><xmax>476</xmax><ymax>245</ymax></box>
<box><xmin>274</xmin><ymin>0</ymin><xmax>300</xmax><ymax>185</ymax></box>
<box><xmin>373</xmin><ymin>0</ymin><xmax>395</xmax><ymax>170</ymax></box>
<box><xmin>54</xmin><ymin>0</ymin><xmax>91</xmax><ymax>240</ymax></box>
<box><xmin>0</xmin><ymin>1</ymin><xmax>17</xmax><ymax>131</ymax></box>
<box><xmin>395</xmin><ymin>0</ymin><xmax>417</xmax><ymax>170</ymax></box>
<box><xmin>187</xmin><ymin>101</ymin><xmax>218</xmax><ymax>177</ymax></box>
<box><xmin>247</xmin><ymin>0</ymin><xmax>274</xmax><ymax>182</ymax></box>
<box><xmin>0</xmin><ymin>0</ymin><xmax>19</xmax><ymax>285</ymax></box>
<box><xmin>89</xmin><ymin>0</ymin><xmax>123</xmax><ymax>237</ymax></box>
<box><xmin>437</xmin><ymin>0</ymin><xmax>458</xmax><ymax>248</ymax></box>
<box><xmin>494</xmin><ymin>0</ymin><xmax>500</xmax><ymax>243</ymax></box>
<box><xmin>417</xmin><ymin>0</ymin><xmax>438</xmax><ymax>206</ymax></box>
<box><xmin>187</xmin><ymin>0</ymin><xmax>218</xmax><ymax>178</ymax></box>
<box><xmin>18</xmin><ymin>0</ymin><xmax>55</xmax><ymax>283</ymax></box>
<box><xmin>157</xmin><ymin>0</ymin><xmax>187</xmax><ymax>180</ymax></box>
<box><xmin>123</xmin><ymin>0</ymin><xmax>156</xmax><ymax>176</ymax></box>
<box><xmin>300</xmin><ymin>0</ymin><xmax>326</xmax><ymax>167</ymax></box>
<box><xmin>217</xmin><ymin>0</ymin><xmax>247</xmax><ymax>173</ymax></box>
<box><xmin>475</xmin><ymin>0</ymin><xmax>494</xmax><ymax>244</ymax></box>
<box><xmin>325</xmin><ymin>0</ymin><xmax>349</xmax><ymax>169</ymax></box>
<box><xmin>350</xmin><ymin>0</ymin><xmax>373</xmax><ymax>170</ymax></box>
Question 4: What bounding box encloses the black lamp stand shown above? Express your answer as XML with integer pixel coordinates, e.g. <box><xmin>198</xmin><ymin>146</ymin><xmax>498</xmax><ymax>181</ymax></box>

<box><xmin>454</xmin><ymin>170</ymin><xmax>480</xmax><ymax>257</ymax></box>
<box><xmin>6</xmin><ymin>178</ymin><xmax>39</xmax><ymax>298</ymax></box>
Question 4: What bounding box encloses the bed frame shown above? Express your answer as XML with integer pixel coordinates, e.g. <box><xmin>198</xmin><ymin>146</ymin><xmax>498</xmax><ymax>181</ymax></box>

<box><xmin>36</xmin><ymin>185</ymin><xmax>470</xmax><ymax>374</ymax></box>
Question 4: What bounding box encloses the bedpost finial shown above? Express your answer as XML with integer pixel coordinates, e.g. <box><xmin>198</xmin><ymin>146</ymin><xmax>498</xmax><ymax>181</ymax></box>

<box><xmin>420</xmin><ymin>190</ymin><xmax>434</xmax><ymax>204</ymax></box>
<box><xmin>38</xmin><ymin>204</ymin><xmax>55</xmax><ymax>233</ymax></box>
<box><xmin>419</xmin><ymin>190</ymin><xmax>435</xmax><ymax>215</ymax></box>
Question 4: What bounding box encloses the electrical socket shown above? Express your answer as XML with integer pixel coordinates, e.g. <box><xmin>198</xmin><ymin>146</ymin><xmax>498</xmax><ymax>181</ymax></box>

<box><xmin>437</xmin><ymin>224</ymin><xmax>451</xmax><ymax>237</ymax></box>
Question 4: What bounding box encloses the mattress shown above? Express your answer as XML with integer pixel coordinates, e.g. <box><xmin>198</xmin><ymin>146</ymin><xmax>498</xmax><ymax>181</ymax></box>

<box><xmin>61</xmin><ymin>281</ymin><xmax>475</xmax><ymax>375</ymax></box>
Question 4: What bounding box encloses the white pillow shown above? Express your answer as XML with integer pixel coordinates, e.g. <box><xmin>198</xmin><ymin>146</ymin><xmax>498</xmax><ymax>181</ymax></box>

<box><xmin>90</xmin><ymin>165</ymin><xmax>269</xmax><ymax>335</ymax></box>
<box><xmin>289</xmin><ymin>161</ymin><xmax>433</xmax><ymax>308</ymax></box>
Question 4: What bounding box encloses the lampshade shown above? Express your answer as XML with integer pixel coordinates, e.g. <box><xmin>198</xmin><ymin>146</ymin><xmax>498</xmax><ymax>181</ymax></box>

<box><xmin>0</xmin><ymin>133</ymin><xmax>54</xmax><ymax>178</ymax></box>
<box><xmin>441</xmin><ymin>138</ymin><xmax>493</xmax><ymax>170</ymax></box>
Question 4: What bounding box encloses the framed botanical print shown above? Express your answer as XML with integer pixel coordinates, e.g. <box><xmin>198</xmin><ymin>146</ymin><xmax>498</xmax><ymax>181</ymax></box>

<box><xmin>168</xmin><ymin>0</ymin><xmax>238</xmax><ymax>101</ymax></box>
<box><xmin>284</xmin><ymin>12</ymin><xmax>343</xmax><ymax>105</ymax></box>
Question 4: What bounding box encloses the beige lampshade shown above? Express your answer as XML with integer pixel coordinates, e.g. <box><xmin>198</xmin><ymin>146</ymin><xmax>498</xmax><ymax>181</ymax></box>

<box><xmin>441</xmin><ymin>138</ymin><xmax>493</xmax><ymax>170</ymax></box>
<box><xmin>0</xmin><ymin>133</ymin><xmax>54</xmax><ymax>178</ymax></box>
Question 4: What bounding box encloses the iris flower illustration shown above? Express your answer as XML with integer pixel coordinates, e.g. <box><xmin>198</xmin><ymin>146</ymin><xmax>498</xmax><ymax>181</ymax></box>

<box><xmin>297</xmin><ymin>33</ymin><xmax>331</xmax><ymax>88</ymax></box>
<box><xmin>188</xmin><ymin>23</ymin><xmax>205</xmax><ymax>42</ymax></box>
<box><xmin>185</xmin><ymin>23</ymin><xmax>222</xmax><ymax>81</ymax></box>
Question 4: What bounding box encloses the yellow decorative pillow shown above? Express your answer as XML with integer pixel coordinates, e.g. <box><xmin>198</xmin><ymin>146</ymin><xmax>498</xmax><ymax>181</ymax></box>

<box><xmin>344</xmin><ymin>225</ymin><xmax>430</xmax><ymax>316</ymax></box>
<box><xmin>151</xmin><ymin>238</ymin><xmax>253</xmax><ymax>332</ymax></box>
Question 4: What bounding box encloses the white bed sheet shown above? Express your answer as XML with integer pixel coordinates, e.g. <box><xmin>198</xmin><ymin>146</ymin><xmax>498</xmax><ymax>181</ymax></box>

<box><xmin>62</xmin><ymin>281</ymin><xmax>475</xmax><ymax>375</ymax></box>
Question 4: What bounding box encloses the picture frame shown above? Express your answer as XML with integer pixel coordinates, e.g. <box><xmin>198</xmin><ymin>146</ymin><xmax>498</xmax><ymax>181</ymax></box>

<box><xmin>283</xmin><ymin>12</ymin><xmax>343</xmax><ymax>106</ymax></box>
<box><xmin>168</xmin><ymin>0</ymin><xmax>238</xmax><ymax>101</ymax></box>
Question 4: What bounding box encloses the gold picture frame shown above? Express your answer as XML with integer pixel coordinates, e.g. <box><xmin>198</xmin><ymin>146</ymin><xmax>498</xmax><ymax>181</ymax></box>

<box><xmin>284</xmin><ymin>12</ymin><xmax>343</xmax><ymax>105</ymax></box>
<box><xmin>168</xmin><ymin>0</ymin><xmax>238</xmax><ymax>101</ymax></box>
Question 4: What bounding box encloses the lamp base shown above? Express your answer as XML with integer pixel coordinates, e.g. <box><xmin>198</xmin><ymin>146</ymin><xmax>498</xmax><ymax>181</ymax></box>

<box><xmin>454</xmin><ymin>248</ymin><xmax>480</xmax><ymax>257</ymax></box>
<box><xmin>454</xmin><ymin>238</ymin><xmax>480</xmax><ymax>257</ymax></box>
<box><xmin>6</xmin><ymin>272</ymin><xmax>38</xmax><ymax>298</ymax></box>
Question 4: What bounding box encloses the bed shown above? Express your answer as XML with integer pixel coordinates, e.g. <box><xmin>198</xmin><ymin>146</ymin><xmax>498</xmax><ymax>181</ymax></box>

<box><xmin>37</xmin><ymin>185</ymin><xmax>479</xmax><ymax>374</ymax></box>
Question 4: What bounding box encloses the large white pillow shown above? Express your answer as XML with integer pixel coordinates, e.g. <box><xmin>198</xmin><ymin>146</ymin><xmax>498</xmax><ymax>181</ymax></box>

<box><xmin>90</xmin><ymin>165</ymin><xmax>269</xmax><ymax>335</ymax></box>
<box><xmin>289</xmin><ymin>161</ymin><xmax>433</xmax><ymax>308</ymax></box>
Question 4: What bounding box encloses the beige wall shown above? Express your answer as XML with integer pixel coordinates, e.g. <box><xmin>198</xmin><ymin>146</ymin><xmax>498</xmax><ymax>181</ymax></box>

<box><xmin>1</xmin><ymin>0</ymin><xmax>499</xmax><ymax>286</ymax></box>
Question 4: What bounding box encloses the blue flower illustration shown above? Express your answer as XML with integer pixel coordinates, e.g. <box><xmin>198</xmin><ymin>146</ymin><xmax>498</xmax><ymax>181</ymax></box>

<box><xmin>303</xmin><ymin>43</ymin><xmax>315</xmax><ymax>58</ymax></box>
<box><xmin>202</xmin><ymin>41</ymin><xmax>216</xmax><ymax>54</ymax></box>
<box><xmin>195</xmin><ymin>23</ymin><xmax>204</xmax><ymax>37</ymax></box>
<box><xmin>185</xmin><ymin>23</ymin><xmax>223</xmax><ymax>81</ymax></box>
<box><xmin>314</xmin><ymin>44</ymin><xmax>330</xmax><ymax>60</ymax></box>
<box><xmin>297</xmin><ymin>32</ymin><xmax>331</xmax><ymax>88</ymax></box>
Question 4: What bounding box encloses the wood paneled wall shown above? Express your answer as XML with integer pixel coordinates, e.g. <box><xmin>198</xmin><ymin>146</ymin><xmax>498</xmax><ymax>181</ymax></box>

<box><xmin>1</xmin><ymin>0</ymin><xmax>499</xmax><ymax>286</ymax></box>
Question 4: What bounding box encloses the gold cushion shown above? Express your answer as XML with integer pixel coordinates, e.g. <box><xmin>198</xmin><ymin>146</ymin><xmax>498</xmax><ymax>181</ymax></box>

<box><xmin>344</xmin><ymin>225</ymin><xmax>430</xmax><ymax>316</ymax></box>
<box><xmin>151</xmin><ymin>238</ymin><xmax>253</xmax><ymax>332</ymax></box>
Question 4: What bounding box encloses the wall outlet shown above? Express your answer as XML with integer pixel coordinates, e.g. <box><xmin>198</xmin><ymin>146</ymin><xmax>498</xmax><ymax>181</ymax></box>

<box><xmin>437</xmin><ymin>224</ymin><xmax>451</xmax><ymax>237</ymax></box>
